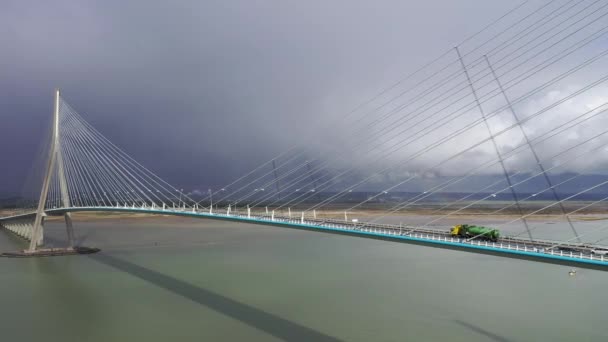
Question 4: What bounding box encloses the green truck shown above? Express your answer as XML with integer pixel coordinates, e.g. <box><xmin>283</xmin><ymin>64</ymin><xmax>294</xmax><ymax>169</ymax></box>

<box><xmin>450</xmin><ymin>224</ymin><xmax>500</xmax><ymax>241</ymax></box>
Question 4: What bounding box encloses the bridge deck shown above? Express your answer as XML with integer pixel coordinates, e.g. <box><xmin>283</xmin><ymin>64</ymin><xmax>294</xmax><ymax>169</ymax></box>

<box><xmin>1</xmin><ymin>206</ymin><xmax>607</xmax><ymax>271</ymax></box>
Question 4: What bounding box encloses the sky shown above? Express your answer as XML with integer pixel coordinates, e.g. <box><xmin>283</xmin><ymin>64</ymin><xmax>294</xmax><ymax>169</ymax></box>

<box><xmin>2</xmin><ymin>0</ymin><xmax>608</xmax><ymax>196</ymax></box>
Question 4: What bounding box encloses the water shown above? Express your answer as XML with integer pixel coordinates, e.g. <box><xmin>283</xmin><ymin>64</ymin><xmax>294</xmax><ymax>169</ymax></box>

<box><xmin>1</xmin><ymin>216</ymin><xmax>607</xmax><ymax>341</ymax></box>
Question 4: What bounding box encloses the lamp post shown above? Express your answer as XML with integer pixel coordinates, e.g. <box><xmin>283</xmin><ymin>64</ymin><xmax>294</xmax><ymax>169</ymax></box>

<box><xmin>218</xmin><ymin>188</ymin><xmax>225</xmax><ymax>211</ymax></box>
<box><xmin>208</xmin><ymin>188</ymin><xmax>213</xmax><ymax>213</ymax></box>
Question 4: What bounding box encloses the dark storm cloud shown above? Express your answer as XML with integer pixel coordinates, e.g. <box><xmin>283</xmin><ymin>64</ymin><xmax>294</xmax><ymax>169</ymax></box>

<box><xmin>0</xmin><ymin>0</ymin><xmax>525</xmax><ymax>194</ymax></box>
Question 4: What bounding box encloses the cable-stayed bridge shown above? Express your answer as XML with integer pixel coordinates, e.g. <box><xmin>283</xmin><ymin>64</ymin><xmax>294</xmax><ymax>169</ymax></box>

<box><xmin>3</xmin><ymin>0</ymin><xmax>608</xmax><ymax>271</ymax></box>
<box><xmin>0</xmin><ymin>89</ymin><xmax>607</xmax><ymax>270</ymax></box>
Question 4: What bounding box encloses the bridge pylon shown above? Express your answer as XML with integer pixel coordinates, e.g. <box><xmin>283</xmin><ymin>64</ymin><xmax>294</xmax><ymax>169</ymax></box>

<box><xmin>27</xmin><ymin>89</ymin><xmax>74</xmax><ymax>252</ymax></box>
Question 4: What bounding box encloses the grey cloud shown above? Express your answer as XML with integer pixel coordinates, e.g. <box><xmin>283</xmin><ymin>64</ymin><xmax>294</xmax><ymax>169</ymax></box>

<box><xmin>3</xmin><ymin>0</ymin><xmax>598</xmax><ymax>196</ymax></box>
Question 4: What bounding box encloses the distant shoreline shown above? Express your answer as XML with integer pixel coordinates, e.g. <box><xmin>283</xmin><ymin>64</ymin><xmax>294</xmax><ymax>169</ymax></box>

<box><xmin>2</xmin><ymin>201</ymin><xmax>608</xmax><ymax>223</ymax></box>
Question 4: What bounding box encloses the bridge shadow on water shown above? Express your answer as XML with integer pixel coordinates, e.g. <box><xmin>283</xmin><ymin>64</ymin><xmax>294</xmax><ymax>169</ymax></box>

<box><xmin>89</xmin><ymin>252</ymin><xmax>343</xmax><ymax>342</ymax></box>
<box><xmin>453</xmin><ymin>319</ymin><xmax>513</xmax><ymax>342</ymax></box>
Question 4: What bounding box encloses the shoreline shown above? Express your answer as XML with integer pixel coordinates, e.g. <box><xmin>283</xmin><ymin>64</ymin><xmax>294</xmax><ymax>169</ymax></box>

<box><xmin>3</xmin><ymin>205</ymin><xmax>608</xmax><ymax>223</ymax></box>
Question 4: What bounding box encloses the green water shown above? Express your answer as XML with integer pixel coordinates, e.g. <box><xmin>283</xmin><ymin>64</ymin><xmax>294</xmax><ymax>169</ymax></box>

<box><xmin>0</xmin><ymin>216</ymin><xmax>606</xmax><ymax>341</ymax></box>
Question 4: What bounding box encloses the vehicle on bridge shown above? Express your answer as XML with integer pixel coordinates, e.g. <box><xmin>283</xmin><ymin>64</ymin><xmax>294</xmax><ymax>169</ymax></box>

<box><xmin>450</xmin><ymin>224</ymin><xmax>500</xmax><ymax>242</ymax></box>
<box><xmin>591</xmin><ymin>248</ymin><xmax>608</xmax><ymax>256</ymax></box>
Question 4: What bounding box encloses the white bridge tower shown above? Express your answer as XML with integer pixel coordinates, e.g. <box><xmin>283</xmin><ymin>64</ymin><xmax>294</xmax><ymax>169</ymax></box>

<box><xmin>28</xmin><ymin>89</ymin><xmax>75</xmax><ymax>252</ymax></box>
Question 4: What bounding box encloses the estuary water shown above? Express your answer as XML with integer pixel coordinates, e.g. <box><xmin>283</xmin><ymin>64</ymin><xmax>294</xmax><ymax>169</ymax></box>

<box><xmin>0</xmin><ymin>216</ymin><xmax>606</xmax><ymax>341</ymax></box>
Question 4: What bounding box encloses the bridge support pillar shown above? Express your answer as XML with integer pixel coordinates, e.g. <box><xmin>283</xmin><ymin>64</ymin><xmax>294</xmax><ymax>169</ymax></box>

<box><xmin>31</xmin><ymin>217</ymin><xmax>44</xmax><ymax>247</ymax></box>
<box><xmin>64</xmin><ymin>212</ymin><xmax>75</xmax><ymax>248</ymax></box>
<box><xmin>28</xmin><ymin>90</ymin><xmax>63</xmax><ymax>252</ymax></box>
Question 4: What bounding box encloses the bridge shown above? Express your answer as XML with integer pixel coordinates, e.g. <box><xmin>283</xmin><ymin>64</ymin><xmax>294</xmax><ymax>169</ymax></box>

<box><xmin>1</xmin><ymin>91</ymin><xmax>607</xmax><ymax>270</ymax></box>
<box><xmin>4</xmin><ymin>0</ymin><xmax>608</xmax><ymax>271</ymax></box>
